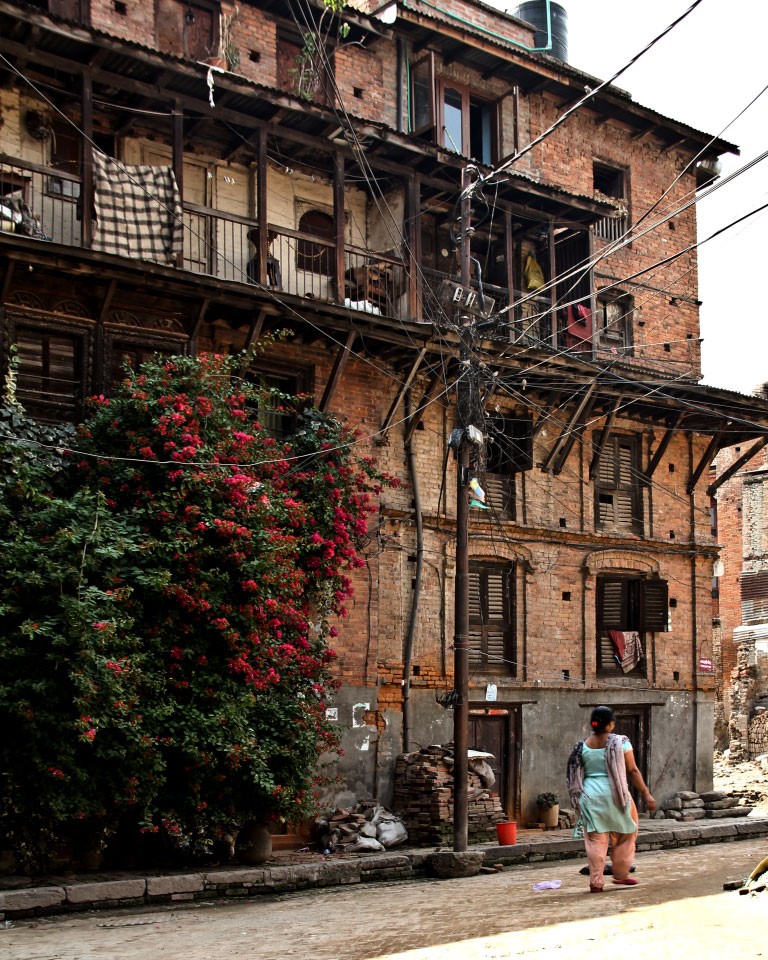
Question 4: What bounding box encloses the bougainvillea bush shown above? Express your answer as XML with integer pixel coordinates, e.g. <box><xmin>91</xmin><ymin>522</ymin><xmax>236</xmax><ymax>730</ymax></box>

<box><xmin>0</xmin><ymin>352</ymin><xmax>384</xmax><ymax>871</ymax></box>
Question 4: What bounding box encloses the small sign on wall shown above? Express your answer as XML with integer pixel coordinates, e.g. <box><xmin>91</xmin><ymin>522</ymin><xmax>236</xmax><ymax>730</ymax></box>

<box><xmin>698</xmin><ymin>657</ymin><xmax>713</xmax><ymax>673</ymax></box>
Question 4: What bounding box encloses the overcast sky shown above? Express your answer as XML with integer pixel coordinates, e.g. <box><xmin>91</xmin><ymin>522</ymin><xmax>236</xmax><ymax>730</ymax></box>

<box><xmin>486</xmin><ymin>0</ymin><xmax>768</xmax><ymax>395</ymax></box>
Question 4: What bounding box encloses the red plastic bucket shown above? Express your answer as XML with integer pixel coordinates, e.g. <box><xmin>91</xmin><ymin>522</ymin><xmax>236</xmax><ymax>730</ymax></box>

<box><xmin>496</xmin><ymin>821</ymin><xmax>517</xmax><ymax>845</ymax></box>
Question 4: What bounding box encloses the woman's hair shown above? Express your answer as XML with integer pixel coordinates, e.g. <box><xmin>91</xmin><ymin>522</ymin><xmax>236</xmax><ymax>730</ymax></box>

<box><xmin>590</xmin><ymin>705</ymin><xmax>614</xmax><ymax>733</ymax></box>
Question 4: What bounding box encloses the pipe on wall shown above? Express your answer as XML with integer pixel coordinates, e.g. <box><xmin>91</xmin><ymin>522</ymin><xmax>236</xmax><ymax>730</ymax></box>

<box><xmin>402</xmin><ymin>388</ymin><xmax>424</xmax><ymax>752</ymax></box>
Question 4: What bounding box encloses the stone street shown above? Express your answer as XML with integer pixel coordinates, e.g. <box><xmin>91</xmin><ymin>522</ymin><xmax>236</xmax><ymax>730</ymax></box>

<box><xmin>3</xmin><ymin>838</ymin><xmax>767</xmax><ymax>960</ymax></box>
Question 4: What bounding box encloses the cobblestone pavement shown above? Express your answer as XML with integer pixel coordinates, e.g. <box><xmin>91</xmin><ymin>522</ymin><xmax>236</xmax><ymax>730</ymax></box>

<box><xmin>3</xmin><ymin>839</ymin><xmax>767</xmax><ymax>960</ymax></box>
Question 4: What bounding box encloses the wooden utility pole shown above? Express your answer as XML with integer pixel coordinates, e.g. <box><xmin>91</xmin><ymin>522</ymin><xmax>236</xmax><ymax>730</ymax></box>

<box><xmin>452</xmin><ymin>166</ymin><xmax>474</xmax><ymax>853</ymax></box>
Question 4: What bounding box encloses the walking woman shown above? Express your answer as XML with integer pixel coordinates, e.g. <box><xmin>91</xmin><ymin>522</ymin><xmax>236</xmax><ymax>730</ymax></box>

<box><xmin>566</xmin><ymin>705</ymin><xmax>656</xmax><ymax>892</ymax></box>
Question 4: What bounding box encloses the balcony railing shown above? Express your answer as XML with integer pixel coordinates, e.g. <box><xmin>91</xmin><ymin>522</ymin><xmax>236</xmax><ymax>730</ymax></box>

<box><xmin>1</xmin><ymin>153</ymin><xmax>596</xmax><ymax>357</ymax></box>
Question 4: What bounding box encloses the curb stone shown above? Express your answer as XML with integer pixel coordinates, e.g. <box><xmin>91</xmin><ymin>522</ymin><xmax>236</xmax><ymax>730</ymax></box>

<box><xmin>1</xmin><ymin>816</ymin><xmax>767</xmax><ymax>920</ymax></box>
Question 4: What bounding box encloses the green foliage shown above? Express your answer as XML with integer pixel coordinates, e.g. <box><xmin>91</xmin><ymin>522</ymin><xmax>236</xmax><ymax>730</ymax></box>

<box><xmin>0</xmin><ymin>351</ymin><xmax>384</xmax><ymax>870</ymax></box>
<box><xmin>536</xmin><ymin>792</ymin><xmax>559</xmax><ymax>809</ymax></box>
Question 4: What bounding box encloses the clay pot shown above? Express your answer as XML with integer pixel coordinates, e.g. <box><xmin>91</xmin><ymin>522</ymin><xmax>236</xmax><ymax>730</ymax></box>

<box><xmin>539</xmin><ymin>804</ymin><xmax>560</xmax><ymax>829</ymax></box>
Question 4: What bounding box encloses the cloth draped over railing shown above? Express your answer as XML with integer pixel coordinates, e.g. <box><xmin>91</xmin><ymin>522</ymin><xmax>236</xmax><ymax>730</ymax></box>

<box><xmin>92</xmin><ymin>151</ymin><xmax>183</xmax><ymax>265</ymax></box>
<box><xmin>608</xmin><ymin>629</ymin><xmax>644</xmax><ymax>673</ymax></box>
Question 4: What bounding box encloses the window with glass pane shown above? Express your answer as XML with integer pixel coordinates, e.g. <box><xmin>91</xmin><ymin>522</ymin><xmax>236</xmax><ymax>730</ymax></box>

<box><xmin>442</xmin><ymin>87</ymin><xmax>464</xmax><ymax>153</ymax></box>
<box><xmin>468</xmin><ymin>562</ymin><xmax>515</xmax><ymax>675</ymax></box>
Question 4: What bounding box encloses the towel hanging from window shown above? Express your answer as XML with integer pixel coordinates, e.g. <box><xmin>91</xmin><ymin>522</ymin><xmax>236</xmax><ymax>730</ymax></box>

<box><xmin>608</xmin><ymin>629</ymin><xmax>643</xmax><ymax>673</ymax></box>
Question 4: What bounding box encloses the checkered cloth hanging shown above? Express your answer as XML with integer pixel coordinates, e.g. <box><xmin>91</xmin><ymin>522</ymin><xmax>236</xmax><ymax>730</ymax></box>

<box><xmin>92</xmin><ymin>151</ymin><xmax>183</xmax><ymax>265</ymax></box>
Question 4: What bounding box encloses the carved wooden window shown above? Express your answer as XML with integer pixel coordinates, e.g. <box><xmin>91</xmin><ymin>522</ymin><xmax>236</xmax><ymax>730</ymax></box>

<box><xmin>15</xmin><ymin>327</ymin><xmax>82</xmax><ymax>422</ymax></box>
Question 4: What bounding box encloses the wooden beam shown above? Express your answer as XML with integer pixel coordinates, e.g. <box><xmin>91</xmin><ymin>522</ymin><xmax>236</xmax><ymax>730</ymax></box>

<box><xmin>551</xmin><ymin>388</ymin><xmax>598</xmax><ymax>476</ymax></box>
<box><xmin>189</xmin><ymin>297</ymin><xmax>210</xmax><ymax>348</ymax></box>
<box><xmin>0</xmin><ymin>259</ymin><xmax>16</xmax><ymax>303</ymax></box>
<box><xmin>707</xmin><ymin>436</ymin><xmax>768</xmax><ymax>497</ymax></box>
<box><xmin>333</xmin><ymin>152</ymin><xmax>345</xmax><ymax>307</ymax></box>
<box><xmin>541</xmin><ymin>383</ymin><xmax>597</xmax><ymax>473</ymax></box>
<box><xmin>242</xmin><ymin>309</ymin><xmax>267</xmax><ymax>355</ymax></box>
<box><xmin>98</xmin><ymin>279</ymin><xmax>117</xmax><ymax>324</ymax></box>
<box><xmin>320</xmin><ymin>330</ymin><xmax>357</xmax><ymax>412</ymax></box>
<box><xmin>256</xmin><ymin>127</ymin><xmax>268</xmax><ymax>288</ymax></box>
<box><xmin>81</xmin><ymin>70</ymin><xmax>94</xmax><ymax>249</ymax></box>
<box><xmin>173</xmin><ymin>103</ymin><xmax>184</xmax><ymax>269</ymax></box>
<box><xmin>687</xmin><ymin>426</ymin><xmax>730</xmax><ymax>495</ymax></box>
<box><xmin>404</xmin><ymin>368</ymin><xmax>443</xmax><ymax>445</ymax></box>
<box><xmin>381</xmin><ymin>347</ymin><xmax>428</xmax><ymax>436</ymax></box>
<box><xmin>588</xmin><ymin>396</ymin><xmax>622</xmax><ymax>479</ymax></box>
<box><xmin>645</xmin><ymin>412</ymin><xmax>686</xmax><ymax>481</ymax></box>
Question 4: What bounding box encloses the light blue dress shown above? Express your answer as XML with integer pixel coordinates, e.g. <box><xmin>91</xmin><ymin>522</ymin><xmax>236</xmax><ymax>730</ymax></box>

<box><xmin>579</xmin><ymin>740</ymin><xmax>636</xmax><ymax>835</ymax></box>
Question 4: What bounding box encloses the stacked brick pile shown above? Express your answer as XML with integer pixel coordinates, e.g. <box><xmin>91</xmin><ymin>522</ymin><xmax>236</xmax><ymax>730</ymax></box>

<box><xmin>660</xmin><ymin>789</ymin><xmax>753</xmax><ymax>821</ymax></box>
<box><xmin>392</xmin><ymin>744</ymin><xmax>507</xmax><ymax>846</ymax></box>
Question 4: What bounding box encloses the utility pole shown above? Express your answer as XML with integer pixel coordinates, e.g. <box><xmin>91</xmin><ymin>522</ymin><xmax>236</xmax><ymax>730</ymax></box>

<box><xmin>452</xmin><ymin>166</ymin><xmax>474</xmax><ymax>853</ymax></box>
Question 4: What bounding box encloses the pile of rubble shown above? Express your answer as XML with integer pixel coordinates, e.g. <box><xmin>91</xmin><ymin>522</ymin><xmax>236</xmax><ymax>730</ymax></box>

<box><xmin>658</xmin><ymin>789</ymin><xmax>753</xmax><ymax>821</ymax></box>
<box><xmin>392</xmin><ymin>744</ymin><xmax>507</xmax><ymax>846</ymax></box>
<box><xmin>312</xmin><ymin>800</ymin><xmax>408</xmax><ymax>853</ymax></box>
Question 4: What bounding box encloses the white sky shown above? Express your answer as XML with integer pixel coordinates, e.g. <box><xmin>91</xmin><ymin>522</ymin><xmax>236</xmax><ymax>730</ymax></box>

<box><xmin>486</xmin><ymin>0</ymin><xmax>768</xmax><ymax>394</ymax></box>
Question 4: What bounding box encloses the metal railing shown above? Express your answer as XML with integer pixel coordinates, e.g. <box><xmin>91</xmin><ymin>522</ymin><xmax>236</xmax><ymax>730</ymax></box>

<box><xmin>1</xmin><ymin>154</ymin><xmax>81</xmax><ymax>246</ymax></box>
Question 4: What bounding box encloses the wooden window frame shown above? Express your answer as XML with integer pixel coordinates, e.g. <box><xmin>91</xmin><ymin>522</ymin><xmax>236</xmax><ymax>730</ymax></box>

<box><xmin>297</xmin><ymin>209</ymin><xmax>335</xmax><ymax>276</ymax></box>
<box><xmin>468</xmin><ymin>561</ymin><xmax>516</xmax><ymax>677</ymax></box>
<box><xmin>409</xmin><ymin>54</ymin><xmax>498</xmax><ymax>164</ymax></box>
<box><xmin>482</xmin><ymin>412</ymin><xmax>533</xmax><ymax>520</ymax></box>
<box><xmin>593</xmin><ymin>160</ymin><xmax>630</xmax><ymax>242</ymax></box>
<box><xmin>245</xmin><ymin>359</ymin><xmax>314</xmax><ymax>439</ymax></box>
<box><xmin>11</xmin><ymin>320</ymin><xmax>90</xmax><ymax>423</ymax></box>
<box><xmin>596</xmin><ymin>574</ymin><xmax>668</xmax><ymax>676</ymax></box>
<box><xmin>594</xmin><ymin>432</ymin><xmax>643</xmax><ymax>534</ymax></box>
<box><xmin>596</xmin><ymin>291</ymin><xmax>634</xmax><ymax>353</ymax></box>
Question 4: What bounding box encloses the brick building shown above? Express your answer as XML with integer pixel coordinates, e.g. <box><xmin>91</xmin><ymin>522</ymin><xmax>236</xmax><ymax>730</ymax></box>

<box><xmin>3</xmin><ymin>0</ymin><xmax>768</xmax><ymax>823</ymax></box>
<box><xmin>711</xmin><ymin>402</ymin><xmax>768</xmax><ymax>759</ymax></box>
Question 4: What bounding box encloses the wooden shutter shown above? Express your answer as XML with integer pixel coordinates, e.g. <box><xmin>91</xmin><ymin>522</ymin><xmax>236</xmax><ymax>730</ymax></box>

<box><xmin>410</xmin><ymin>53</ymin><xmax>436</xmax><ymax>137</ymax></box>
<box><xmin>483</xmin><ymin>473</ymin><xmax>515</xmax><ymax>520</ymax></box>
<box><xmin>468</xmin><ymin>567</ymin><xmax>484</xmax><ymax>668</ymax></box>
<box><xmin>468</xmin><ymin>564</ymin><xmax>514</xmax><ymax>674</ymax></box>
<box><xmin>640</xmin><ymin>579</ymin><xmax>669</xmax><ymax>632</ymax></box>
<box><xmin>597</xmin><ymin>578</ymin><xmax>626</xmax><ymax>630</ymax></box>
<box><xmin>595</xmin><ymin>435</ymin><xmax>640</xmax><ymax>532</ymax></box>
<box><xmin>484</xmin><ymin>568</ymin><xmax>508</xmax><ymax>669</ymax></box>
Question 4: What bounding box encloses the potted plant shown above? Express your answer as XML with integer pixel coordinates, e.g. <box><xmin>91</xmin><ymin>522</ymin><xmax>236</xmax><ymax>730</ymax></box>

<box><xmin>536</xmin><ymin>792</ymin><xmax>560</xmax><ymax>829</ymax></box>
<box><xmin>221</xmin><ymin>5</ymin><xmax>240</xmax><ymax>72</ymax></box>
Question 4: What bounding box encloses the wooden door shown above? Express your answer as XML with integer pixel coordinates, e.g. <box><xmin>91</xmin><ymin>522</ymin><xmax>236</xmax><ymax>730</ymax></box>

<box><xmin>468</xmin><ymin>707</ymin><xmax>520</xmax><ymax>820</ymax></box>
<box><xmin>612</xmin><ymin>705</ymin><xmax>650</xmax><ymax>812</ymax></box>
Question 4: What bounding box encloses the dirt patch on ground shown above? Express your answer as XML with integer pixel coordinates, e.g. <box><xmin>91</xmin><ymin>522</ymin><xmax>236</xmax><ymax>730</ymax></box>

<box><xmin>713</xmin><ymin>750</ymin><xmax>768</xmax><ymax>815</ymax></box>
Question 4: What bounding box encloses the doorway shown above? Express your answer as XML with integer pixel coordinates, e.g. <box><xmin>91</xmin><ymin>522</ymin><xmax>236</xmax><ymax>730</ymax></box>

<box><xmin>468</xmin><ymin>705</ymin><xmax>521</xmax><ymax>820</ymax></box>
<box><xmin>612</xmin><ymin>705</ymin><xmax>651</xmax><ymax>812</ymax></box>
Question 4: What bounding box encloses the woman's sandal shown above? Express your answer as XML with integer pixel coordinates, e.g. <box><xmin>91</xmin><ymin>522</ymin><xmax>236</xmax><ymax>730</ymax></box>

<box><xmin>612</xmin><ymin>878</ymin><xmax>639</xmax><ymax>886</ymax></box>
<box><xmin>589</xmin><ymin>883</ymin><xmax>604</xmax><ymax>893</ymax></box>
